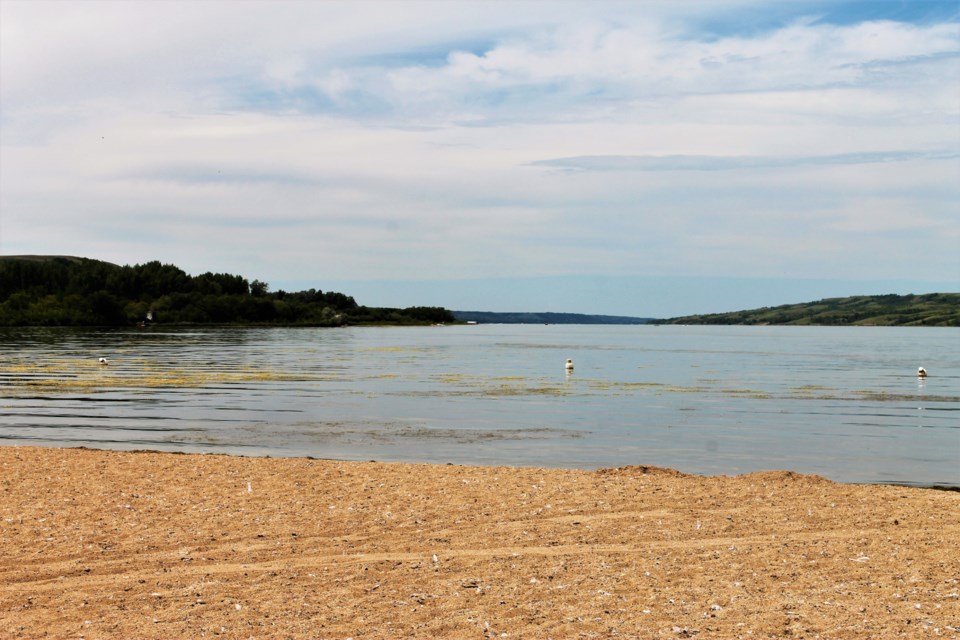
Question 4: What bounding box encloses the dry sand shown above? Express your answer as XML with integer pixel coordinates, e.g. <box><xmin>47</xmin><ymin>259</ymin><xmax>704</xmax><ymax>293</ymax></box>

<box><xmin>0</xmin><ymin>446</ymin><xmax>957</xmax><ymax>639</ymax></box>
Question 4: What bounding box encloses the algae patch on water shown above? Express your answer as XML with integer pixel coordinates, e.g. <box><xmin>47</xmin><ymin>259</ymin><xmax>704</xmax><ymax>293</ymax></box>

<box><xmin>484</xmin><ymin>384</ymin><xmax>570</xmax><ymax>397</ymax></box>
<box><xmin>0</xmin><ymin>359</ymin><xmax>327</xmax><ymax>393</ymax></box>
<box><xmin>429</xmin><ymin>373</ymin><xmax>573</xmax><ymax>397</ymax></box>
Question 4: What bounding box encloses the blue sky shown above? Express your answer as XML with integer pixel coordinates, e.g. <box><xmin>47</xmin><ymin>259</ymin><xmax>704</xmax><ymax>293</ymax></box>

<box><xmin>1</xmin><ymin>0</ymin><xmax>957</xmax><ymax>317</ymax></box>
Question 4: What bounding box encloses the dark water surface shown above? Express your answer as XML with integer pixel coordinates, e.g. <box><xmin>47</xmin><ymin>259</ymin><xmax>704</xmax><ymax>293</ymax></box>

<box><xmin>1</xmin><ymin>325</ymin><xmax>957</xmax><ymax>486</ymax></box>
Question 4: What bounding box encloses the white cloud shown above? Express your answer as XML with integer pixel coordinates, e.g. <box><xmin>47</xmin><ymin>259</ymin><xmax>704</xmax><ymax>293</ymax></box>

<box><xmin>1</xmin><ymin>0</ymin><xmax>958</xmax><ymax>309</ymax></box>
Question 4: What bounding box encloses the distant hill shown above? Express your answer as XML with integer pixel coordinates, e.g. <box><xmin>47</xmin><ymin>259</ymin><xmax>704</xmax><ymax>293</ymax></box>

<box><xmin>453</xmin><ymin>311</ymin><xmax>655</xmax><ymax>324</ymax></box>
<box><xmin>2</xmin><ymin>254</ymin><xmax>119</xmax><ymax>266</ymax></box>
<box><xmin>656</xmin><ymin>293</ymin><xmax>958</xmax><ymax>327</ymax></box>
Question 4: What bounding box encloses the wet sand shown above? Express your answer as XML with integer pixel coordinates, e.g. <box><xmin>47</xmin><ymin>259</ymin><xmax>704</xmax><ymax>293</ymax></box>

<box><xmin>1</xmin><ymin>446</ymin><xmax>957</xmax><ymax>639</ymax></box>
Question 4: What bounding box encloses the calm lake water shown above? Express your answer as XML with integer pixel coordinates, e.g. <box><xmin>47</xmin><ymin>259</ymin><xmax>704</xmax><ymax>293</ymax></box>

<box><xmin>0</xmin><ymin>325</ymin><xmax>957</xmax><ymax>486</ymax></box>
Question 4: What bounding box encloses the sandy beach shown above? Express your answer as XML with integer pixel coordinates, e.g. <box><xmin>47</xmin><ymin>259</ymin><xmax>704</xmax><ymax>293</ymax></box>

<box><xmin>1</xmin><ymin>446</ymin><xmax>957</xmax><ymax>639</ymax></box>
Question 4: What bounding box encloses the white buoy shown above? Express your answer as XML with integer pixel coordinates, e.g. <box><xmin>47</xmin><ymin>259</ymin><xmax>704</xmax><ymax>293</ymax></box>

<box><xmin>98</xmin><ymin>357</ymin><xmax>109</xmax><ymax>365</ymax></box>
<box><xmin>917</xmin><ymin>367</ymin><xmax>927</xmax><ymax>378</ymax></box>
<box><xmin>565</xmin><ymin>359</ymin><xmax>574</xmax><ymax>371</ymax></box>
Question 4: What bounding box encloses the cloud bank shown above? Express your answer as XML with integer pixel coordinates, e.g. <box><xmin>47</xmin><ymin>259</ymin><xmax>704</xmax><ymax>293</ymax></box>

<box><xmin>1</xmin><ymin>0</ymin><xmax>957</xmax><ymax>313</ymax></box>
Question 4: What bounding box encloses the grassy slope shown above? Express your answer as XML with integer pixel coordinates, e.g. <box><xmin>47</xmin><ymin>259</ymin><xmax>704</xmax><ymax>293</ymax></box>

<box><xmin>657</xmin><ymin>293</ymin><xmax>959</xmax><ymax>327</ymax></box>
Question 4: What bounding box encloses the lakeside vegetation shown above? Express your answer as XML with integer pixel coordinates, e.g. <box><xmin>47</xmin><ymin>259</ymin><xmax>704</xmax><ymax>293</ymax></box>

<box><xmin>656</xmin><ymin>293</ymin><xmax>959</xmax><ymax>327</ymax></box>
<box><xmin>2</xmin><ymin>256</ymin><xmax>953</xmax><ymax>328</ymax></box>
<box><xmin>0</xmin><ymin>256</ymin><xmax>453</xmax><ymax>327</ymax></box>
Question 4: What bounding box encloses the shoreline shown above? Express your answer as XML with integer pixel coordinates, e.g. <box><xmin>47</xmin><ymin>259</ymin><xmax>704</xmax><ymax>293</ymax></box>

<box><xmin>2</xmin><ymin>445</ymin><xmax>958</xmax><ymax>638</ymax></box>
<box><xmin>12</xmin><ymin>443</ymin><xmax>960</xmax><ymax>491</ymax></box>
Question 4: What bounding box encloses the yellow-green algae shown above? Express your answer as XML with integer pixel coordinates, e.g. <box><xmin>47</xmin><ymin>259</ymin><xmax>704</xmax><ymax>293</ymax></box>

<box><xmin>0</xmin><ymin>359</ymin><xmax>332</xmax><ymax>393</ymax></box>
<box><xmin>427</xmin><ymin>372</ymin><xmax>781</xmax><ymax>399</ymax></box>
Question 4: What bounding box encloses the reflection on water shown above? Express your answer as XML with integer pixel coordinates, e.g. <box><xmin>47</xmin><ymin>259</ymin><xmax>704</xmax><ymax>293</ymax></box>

<box><xmin>0</xmin><ymin>325</ymin><xmax>957</xmax><ymax>486</ymax></box>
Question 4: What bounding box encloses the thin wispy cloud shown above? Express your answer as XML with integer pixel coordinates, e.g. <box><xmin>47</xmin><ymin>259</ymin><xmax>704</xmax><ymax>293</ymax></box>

<box><xmin>532</xmin><ymin>150</ymin><xmax>960</xmax><ymax>172</ymax></box>
<box><xmin>1</xmin><ymin>0</ymin><xmax>957</xmax><ymax>316</ymax></box>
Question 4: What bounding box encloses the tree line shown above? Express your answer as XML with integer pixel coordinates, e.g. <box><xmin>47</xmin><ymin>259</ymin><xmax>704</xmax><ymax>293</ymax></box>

<box><xmin>0</xmin><ymin>256</ymin><xmax>453</xmax><ymax>327</ymax></box>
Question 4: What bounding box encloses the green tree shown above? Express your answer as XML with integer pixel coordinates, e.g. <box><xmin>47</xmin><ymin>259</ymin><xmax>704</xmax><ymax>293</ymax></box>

<box><xmin>249</xmin><ymin>280</ymin><xmax>269</xmax><ymax>297</ymax></box>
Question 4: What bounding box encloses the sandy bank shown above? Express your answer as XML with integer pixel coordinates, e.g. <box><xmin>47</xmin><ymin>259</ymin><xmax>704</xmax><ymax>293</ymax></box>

<box><xmin>1</xmin><ymin>446</ymin><xmax>957</xmax><ymax>639</ymax></box>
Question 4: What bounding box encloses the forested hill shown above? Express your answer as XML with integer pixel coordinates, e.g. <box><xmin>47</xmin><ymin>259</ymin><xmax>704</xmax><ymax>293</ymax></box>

<box><xmin>453</xmin><ymin>311</ymin><xmax>654</xmax><ymax>324</ymax></box>
<box><xmin>656</xmin><ymin>293</ymin><xmax>958</xmax><ymax>327</ymax></box>
<box><xmin>0</xmin><ymin>255</ymin><xmax>453</xmax><ymax>327</ymax></box>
